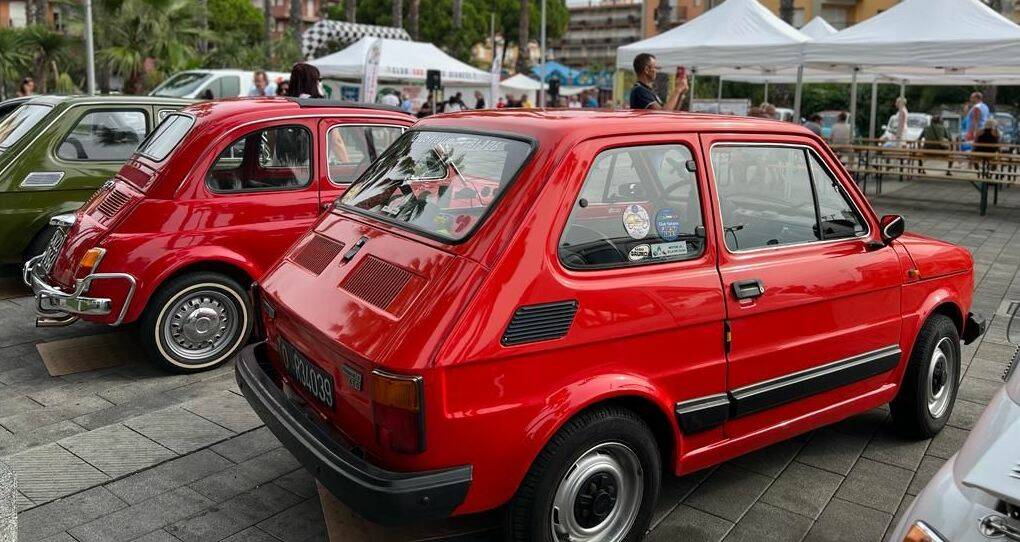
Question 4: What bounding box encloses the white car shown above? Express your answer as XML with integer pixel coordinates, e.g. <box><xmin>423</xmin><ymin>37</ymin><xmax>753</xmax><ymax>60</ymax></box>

<box><xmin>889</xmin><ymin>335</ymin><xmax>1020</xmax><ymax>542</ymax></box>
<box><xmin>880</xmin><ymin>112</ymin><xmax>932</xmax><ymax>143</ymax></box>
<box><xmin>150</xmin><ymin>69</ymin><xmax>289</xmax><ymax>99</ymax></box>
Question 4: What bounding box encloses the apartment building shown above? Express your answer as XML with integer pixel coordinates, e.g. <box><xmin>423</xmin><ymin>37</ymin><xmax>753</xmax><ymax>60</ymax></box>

<box><xmin>254</xmin><ymin>0</ymin><xmax>324</xmax><ymax>37</ymax></box>
<box><xmin>554</xmin><ymin>0</ymin><xmax>644</xmax><ymax>68</ymax></box>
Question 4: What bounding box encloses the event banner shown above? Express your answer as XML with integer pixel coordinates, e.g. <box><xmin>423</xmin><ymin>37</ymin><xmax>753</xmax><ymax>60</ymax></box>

<box><xmin>490</xmin><ymin>44</ymin><xmax>503</xmax><ymax>107</ymax></box>
<box><xmin>362</xmin><ymin>38</ymin><xmax>382</xmax><ymax>104</ymax></box>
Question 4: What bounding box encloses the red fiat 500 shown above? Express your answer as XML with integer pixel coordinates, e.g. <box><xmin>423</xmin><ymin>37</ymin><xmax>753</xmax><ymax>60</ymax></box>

<box><xmin>236</xmin><ymin>110</ymin><xmax>985</xmax><ymax>540</ymax></box>
<box><xmin>25</xmin><ymin>98</ymin><xmax>413</xmax><ymax>372</ymax></box>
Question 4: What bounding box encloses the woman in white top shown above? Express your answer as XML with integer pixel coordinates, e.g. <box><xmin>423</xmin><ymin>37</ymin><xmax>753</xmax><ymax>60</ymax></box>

<box><xmin>894</xmin><ymin>97</ymin><xmax>908</xmax><ymax>145</ymax></box>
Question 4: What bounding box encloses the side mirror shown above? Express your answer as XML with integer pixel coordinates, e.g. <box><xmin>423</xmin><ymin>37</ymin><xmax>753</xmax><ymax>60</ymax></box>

<box><xmin>880</xmin><ymin>214</ymin><xmax>905</xmax><ymax>245</ymax></box>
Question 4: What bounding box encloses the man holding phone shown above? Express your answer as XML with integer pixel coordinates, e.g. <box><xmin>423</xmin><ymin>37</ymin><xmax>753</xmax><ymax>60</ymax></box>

<box><xmin>630</xmin><ymin>53</ymin><xmax>688</xmax><ymax>110</ymax></box>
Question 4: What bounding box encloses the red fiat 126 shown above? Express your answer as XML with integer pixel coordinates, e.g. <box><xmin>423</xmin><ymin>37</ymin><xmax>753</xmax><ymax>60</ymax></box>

<box><xmin>236</xmin><ymin>110</ymin><xmax>985</xmax><ymax>540</ymax></box>
<box><xmin>26</xmin><ymin>98</ymin><xmax>413</xmax><ymax>372</ymax></box>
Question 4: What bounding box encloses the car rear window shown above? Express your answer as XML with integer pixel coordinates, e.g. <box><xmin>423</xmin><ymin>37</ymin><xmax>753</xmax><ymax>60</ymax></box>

<box><xmin>0</xmin><ymin>104</ymin><xmax>52</xmax><ymax>152</ymax></box>
<box><xmin>138</xmin><ymin>114</ymin><xmax>194</xmax><ymax>161</ymax></box>
<box><xmin>338</xmin><ymin>130</ymin><xmax>532</xmax><ymax>242</ymax></box>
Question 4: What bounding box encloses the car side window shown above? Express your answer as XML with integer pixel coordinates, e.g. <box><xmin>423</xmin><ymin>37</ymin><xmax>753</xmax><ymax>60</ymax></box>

<box><xmin>810</xmin><ymin>154</ymin><xmax>866</xmax><ymax>240</ymax></box>
<box><xmin>559</xmin><ymin>144</ymin><xmax>705</xmax><ymax>269</ymax></box>
<box><xmin>206</xmin><ymin>125</ymin><xmax>311</xmax><ymax>192</ymax></box>
<box><xmin>57</xmin><ymin>110</ymin><xmax>147</xmax><ymax>161</ymax></box>
<box><xmin>711</xmin><ymin>145</ymin><xmax>865</xmax><ymax>252</ymax></box>
<box><xmin>326</xmin><ymin>125</ymin><xmax>404</xmax><ymax>184</ymax></box>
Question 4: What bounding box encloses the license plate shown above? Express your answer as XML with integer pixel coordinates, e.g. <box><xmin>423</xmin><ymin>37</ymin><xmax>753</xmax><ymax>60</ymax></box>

<box><xmin>279</xmin><ymin>340</ymin><xmax>334</xmax><ymax>409</ymax></box>
<box><xmin>39</xmin><ymin>229</ymin><xmax>66</xmax><ymax>274</ymax></box>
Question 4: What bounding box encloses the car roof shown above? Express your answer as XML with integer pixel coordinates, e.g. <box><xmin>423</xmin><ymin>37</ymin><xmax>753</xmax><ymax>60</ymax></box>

<box><xmin>22</xmin><ymin>94</ymin><xmax>194</xmax><ymax>107</ymax></box>
<box><xmin>176</xmin><ymin>97</ymin><xmax>415</xmax><ymax>126</ymax></box>
<box><xmin>416</xmin><ymin>109</ymin><xmax>816</xmax><ymax>143</ymax></box>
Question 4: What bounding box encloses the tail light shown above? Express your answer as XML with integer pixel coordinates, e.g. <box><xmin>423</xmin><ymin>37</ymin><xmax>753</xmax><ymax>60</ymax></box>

<box><xmin>370</xmin><ymin>370</ymin><xmax>424</xmax><ymax>454</ymax></box>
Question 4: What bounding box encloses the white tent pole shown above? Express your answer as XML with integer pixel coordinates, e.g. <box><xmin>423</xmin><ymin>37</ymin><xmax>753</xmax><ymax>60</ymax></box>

<box><xmin>539</xmin><ymin>0</ymin><xmax>547</xmax><ymax>107</ymax></box>
<box><xmin>899</xmin><ymin>82</ymin><xmax>905</xmax><ymax>98</ymax></box>
<box><xmin>869</xmin><ymin>80</ymin><xmax>878</xmax><ymax>139</ymax></box>
<box><xmin>849</xmin><ymin>67</ymin><xmax>858</xmax><ymax>138</ymax></box>
<box><xmin>716</xmin><ymin>77</ymin><xmax>723</xmax><ymax>113</ymax></box>
<box><xmin>763</xmin><ymin>81</ymin><xmax>769</xmax><ymax>104</ymax></box>
<box><xmin>689</xmin><ymin>71</ymin><xmax>696</xmax><ymax>110</ymax></box>
<box><xmin>84</xmin><ymin>0</ymin><xmax>96</xmax><ymax>95</ymax></box>
<box><xmin>793</xmin><ymin>66</ymin><xmax>804</xmax><ymax>121</ymax></box>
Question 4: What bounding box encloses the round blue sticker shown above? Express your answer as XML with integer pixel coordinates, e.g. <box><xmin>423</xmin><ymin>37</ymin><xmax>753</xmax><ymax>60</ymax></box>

<box><xmin>655</xmin><ymin>208</ymin><xmax>682</xmax><ymax>242</ymax></box>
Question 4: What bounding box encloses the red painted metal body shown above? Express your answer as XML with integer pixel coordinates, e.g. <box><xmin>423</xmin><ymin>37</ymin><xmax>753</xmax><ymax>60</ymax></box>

<box><xmin>254</xmin><ymin>110</ymin><xmax>975</xmax><ymax>517</ymax></box>
<box><xmin>45</xmin><ymin>98</ymin><xmax>414</xmax><ymax>326</ymax></box>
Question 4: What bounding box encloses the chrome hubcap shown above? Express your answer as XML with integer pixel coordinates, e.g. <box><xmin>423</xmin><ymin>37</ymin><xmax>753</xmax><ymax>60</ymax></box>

<box><xmin>926</xmin><ymin>337</ymin><xmax>955</xmax><ymax>419</ymax></box>
<box><xmin>551</xmin><ymin>442</ymin><xmax>643</xmax><ymax>542</ymax></box>
<box><xmin>162</xmin><ymin>290</ymin><xmax>239</xmax><ymax>363</ymax></box>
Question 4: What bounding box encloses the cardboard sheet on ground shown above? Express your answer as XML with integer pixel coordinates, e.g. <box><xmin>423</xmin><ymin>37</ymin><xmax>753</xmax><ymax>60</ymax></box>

<box><xmin>317</xmin><ymin>483</ymin><xmax>497</xmax><ymax>541</ymax></box>
<box><xmin>37</xmin><ymin>332</ymin><xmax>138</xmax><ymax>376</ymax></box>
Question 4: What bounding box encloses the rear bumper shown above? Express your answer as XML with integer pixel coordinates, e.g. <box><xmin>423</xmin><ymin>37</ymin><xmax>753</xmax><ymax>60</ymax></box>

<box><xmin>963</xmin><ymin>312</ymin><xmax>987</xmax><ymax>345</ymax></box>
<box><xmin>234</xmin><ymin>342</ymin><xmax>472</xmax><ymax>525</ymax></box>
<box><xmin>23</xmin><ymin>254</ymin><xmax>136</xmax><ymax>326</ymax></box>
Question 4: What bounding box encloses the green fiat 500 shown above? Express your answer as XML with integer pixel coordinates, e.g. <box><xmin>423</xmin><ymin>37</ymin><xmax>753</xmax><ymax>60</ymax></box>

<box><xmin>0</xmin><ymin>95</ymin><xmax>191</xmax><ymax>263</ymax></box>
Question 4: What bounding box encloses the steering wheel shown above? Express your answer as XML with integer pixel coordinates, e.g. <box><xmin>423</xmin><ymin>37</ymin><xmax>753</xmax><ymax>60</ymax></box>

<box><xmin>562</xmin><ymin>224</ymin><xmax>626</xmax><ymax>266</ymax></box>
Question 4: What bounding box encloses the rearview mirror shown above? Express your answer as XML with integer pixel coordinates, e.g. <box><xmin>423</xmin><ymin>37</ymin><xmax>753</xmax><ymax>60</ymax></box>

<box><xmin>880</xmin><ymin>214</ymin><xmax>905</xmax><ymax>245</ymax></box>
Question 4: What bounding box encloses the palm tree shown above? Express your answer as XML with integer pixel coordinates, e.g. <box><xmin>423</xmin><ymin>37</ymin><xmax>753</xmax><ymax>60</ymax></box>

<box><xmin>408</xmin><ymin>0</ymin><xmax>419</xmax><ymax>39</ymax></box>
<box><xmin>291</xmin><ymin>0</ymin><xmax>303</xmax><ymax>44</ymax></box>
<box><xmin>779</xmin><ymin>0</ymin><xmax>794</xmax><ymax>24</ymax></box>
<box><xmin>516</xmin><ymin>0</ymin><xmax>529</xmax><ymax>74</ymax></box>
<box><xmin>345</xmin><ymin>0</ymin><xmax>357</xmax><ymax>22</ymax></box>
<box><xmin>22</xmin><ymin>25</ymin><xmax>70</xmax><ymax>93</ymax></box>
<box><xmin>392</xmin><ymin>0</ymin><xmax>402</xmax><ymax>27</ymax></box>
<box><xmin>453</xmin><ymin>0</ymin><xmax>461</xmax><ymax>28</ymax></box>
<box><xmin>0</xmin><ymin>29</ymin><xmax>30</xmax><ymax>99</ymax></box>
<box><xmin>35</xmin><ymin>0</ymin><xmax>49</xmax><ymax>27</ymax></box>
<box><xmin>197</xmin><ymin>0</ymin><xmax>208</xmax><ymax>54</ymax></box>
<box><xmin>263</xmin><ymin>0</ymin><xmax>272</xmax><ymax>45</ymax></box>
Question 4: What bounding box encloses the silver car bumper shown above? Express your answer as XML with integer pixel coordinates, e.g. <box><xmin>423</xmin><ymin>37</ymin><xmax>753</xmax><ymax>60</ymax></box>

<box><xmin>23</xmin><ymin>254</ymin><xmax>137</xmax><ymax>327</ymax></box>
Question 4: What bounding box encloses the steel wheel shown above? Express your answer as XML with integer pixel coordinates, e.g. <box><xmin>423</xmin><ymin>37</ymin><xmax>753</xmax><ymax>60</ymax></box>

<box><xmin>926</xmin><ymin>337</ymin><xmax>955</xmax><ymax>419</ymax></box>
<box><xmin>158</xmin><ymin>285</ymin><xmax>242</xmax><ymax>365</ymax></box>
<box><xmin>549</xmin><ymin>442</ymin><xmax>644</xmax><ymax>542</ymax></box>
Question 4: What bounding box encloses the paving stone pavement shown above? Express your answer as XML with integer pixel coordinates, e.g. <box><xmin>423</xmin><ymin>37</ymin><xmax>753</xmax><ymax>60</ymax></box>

<box><xmin>5</xmin><ymin>178</ymin><xmax>1020</xmax><ymax>541</ymax></box>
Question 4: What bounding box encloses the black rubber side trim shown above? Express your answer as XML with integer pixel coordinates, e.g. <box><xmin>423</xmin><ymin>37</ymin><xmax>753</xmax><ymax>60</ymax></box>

<box><xmin>234</xmin><ymin>342</ymin><xmax>471</xmax><ymax>525</ymax></box>
<box><xmin>729</xmin><ymin>346</ymin><xmax>901</xmax><ymax>418</ymax></box>
<box><xmin>674</xmin><ymin>394</ymin><xmax>730</xmax><ymax>433</ymax></box>
<box><xmin>963</xmin><ymin>312</ymin><xmax>987</xmax><ymax>345</ymax></box>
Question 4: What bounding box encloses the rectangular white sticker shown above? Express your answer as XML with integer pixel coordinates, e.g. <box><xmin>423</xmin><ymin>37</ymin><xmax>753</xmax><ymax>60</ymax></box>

<box><xmin>651</xmin><ymin>241</ymin><xmax>688</xmax><ymax>258</ymax></box>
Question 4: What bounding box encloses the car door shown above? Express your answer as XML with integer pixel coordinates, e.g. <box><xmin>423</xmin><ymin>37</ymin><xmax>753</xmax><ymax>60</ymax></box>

<box><xmin>700</xmin><ymin>133</ymin><xmax>903</xmax><ymax>438</ymax></box>
<box><xmin>554</xmin><ymin>134</ymin><xmax>730</xmax><ymax>462</ymax></box>
<box><xmin>317</xmin><ymin>119</ymin><xmax>406</xmax><ymax>212</ymax></box>
<box><xmin>201</xmin><ymin>119</ymin><xmax>320</xmax><ymax>275</ymax></box>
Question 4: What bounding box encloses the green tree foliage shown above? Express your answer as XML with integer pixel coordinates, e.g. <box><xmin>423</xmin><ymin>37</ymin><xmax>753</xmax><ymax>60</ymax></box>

<box><xmin>22</xmin><ymin>25</ymin><xmax>72</xmax><ymax>93</ymax></box>
<box><xmin>324</xmin><ymin>0</ymin><xmax>568</xmax><ymax>64</ymax></box>
<box><xmin>0</xmin><ymin>28</ymin><xmax>31</xmax><ymax>99</ymax></box>
<box><xmin>208</xmin><ymin>0</ymin><xmax>264</xmax><ymax>44</ymax></box>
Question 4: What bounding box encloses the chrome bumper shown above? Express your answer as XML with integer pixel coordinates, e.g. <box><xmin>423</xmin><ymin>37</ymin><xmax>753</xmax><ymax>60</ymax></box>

<box><xmin>23</xmin><ymin>254</ymin><xmax>137</xmax><ymax>327</ymax></box>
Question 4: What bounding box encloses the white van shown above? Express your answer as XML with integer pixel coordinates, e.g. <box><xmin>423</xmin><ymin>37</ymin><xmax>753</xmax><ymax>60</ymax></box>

<box><xmin>150</xmin><ymin>69</ymin><xmax>289</xmax><ymax>99</ymax></box>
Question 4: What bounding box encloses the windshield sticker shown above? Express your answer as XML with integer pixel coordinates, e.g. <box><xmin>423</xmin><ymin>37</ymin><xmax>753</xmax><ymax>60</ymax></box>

<box><xmin>651</xmin><ymin>241</ymin><xmax>688</xmax><ymax>259</ymax></box>
<box><xmin>628</xmin><ymin>244</ymin><xmax>650</xmax><ymax>261</ymax></box>
<box><xmin>655</xmin><ymin>208</ymin><xmax>682</xmax><ymax>242</ymax></box>
<box><xmin>623</xmin><ymin>204</ymin><xmax>650</xmax><ymax>239</ymax></box>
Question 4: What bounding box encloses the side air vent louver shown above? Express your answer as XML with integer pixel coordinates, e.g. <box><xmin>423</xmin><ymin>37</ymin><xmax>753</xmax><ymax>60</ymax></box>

<box><xmin>96</xmin><ymin>189</ymin><xmax>131</xmax><ymax>217</ymax></box>
<box><xmin>502</xmin><ymin>301</ymin><xmax>579</xmax><ymax>346</ymax></box>
<box><xmin>293</xmin><ymin>235</ymin><xmax>345</xmax><ymax>275</ymax></box>
<box><xmin>340</xmin><ymin>256</ymin><xmax>412</xmax><ymax>311</ymax></box>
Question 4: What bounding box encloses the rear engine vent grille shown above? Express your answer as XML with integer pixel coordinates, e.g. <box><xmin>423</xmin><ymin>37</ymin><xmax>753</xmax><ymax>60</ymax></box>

<box><xmin>340</xmin><ymin>256</ymin><xmax>412</xmax><ymax>310</ymax></box>
<box><xmin>96</xmin><ymin>189</ymin><xmax>131</xmax><ymax>217</ymax></box>
<box><xmin>293</xmin><ymin>235</ymin><xmax>345</xmax><ymax>275</ymax></box>
<box><xmin>502</xmin><ymin>301</ymin><xmax>579</xmax><ymax>346</ymax></box>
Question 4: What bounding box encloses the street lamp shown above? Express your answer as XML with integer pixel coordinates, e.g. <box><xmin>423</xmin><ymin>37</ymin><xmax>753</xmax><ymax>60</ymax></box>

<box><xmin>539</xmin><ymin>0</ymin><xmax>546</xmax><ymax>107</ymax></box>
<box><xmin>84</xmin><ymin>0</ymin><xmax>96</xmax><ymax>94</ymax></box>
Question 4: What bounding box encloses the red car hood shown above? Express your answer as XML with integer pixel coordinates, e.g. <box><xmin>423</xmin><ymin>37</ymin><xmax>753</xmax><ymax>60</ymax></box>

<box><xmin>895</xmin><ymin>232</ymin><xmax>973</xmax><ymax>280</ymax></box>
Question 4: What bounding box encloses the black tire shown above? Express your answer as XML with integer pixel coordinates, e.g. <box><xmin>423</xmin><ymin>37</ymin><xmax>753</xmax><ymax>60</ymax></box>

<box><xmin>140</xmin><ymin>272</ymin><xmax>253</xmax><ymax>374</ymax></box>
<box><xmin>890</xmin><ymin>314</ymin><xmax>961</xmax><ymax>438</ymax></box>
<box><xmin>505</xmin><ymin>406</ymin><xmax>661</xmax><ymax>542</ymax></box>
<box><xmin>24</xmin><ymin>225</ymin><xmax>58</xmax><ymax>261</ymax></box>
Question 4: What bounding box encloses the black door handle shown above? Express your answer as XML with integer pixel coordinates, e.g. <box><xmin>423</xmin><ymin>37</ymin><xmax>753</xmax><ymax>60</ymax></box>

<box><xmin>732</xmin><ymin>279</ymin><xmax>765</xmax><ymax>300</ymax></box>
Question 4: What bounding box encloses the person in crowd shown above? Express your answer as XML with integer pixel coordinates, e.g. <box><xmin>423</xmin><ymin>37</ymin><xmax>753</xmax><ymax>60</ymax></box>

<box><xmin>893</xmin><ymin>96</ymin><xmax>909</xmax><ymax>144</ymax></box>
<box><xmin>418</xmin><ymin>93</ymin><xmax>435</xmax><ymax>117</ymax></box>
<box><xmin>446</xmin><ymin>94</ymin><xmax>463</xmax><ymax>112</ymax></box>
<box><xmin>747</xmin><ymin>106</ymin><xmax>763</xmax><ymax>118</ymax></box>
<box><xmin>328</xmin><ymin>126</ymin><xmax>351</xmax><ymax>164</ymax></box>
<box><xmin>496</xmin><ymin>96</ymin><xmax>507</xmax><ymax>108</ymax></box>
<box><xmin>275</xmin><ymin>79</ymin><xmax>289</xmax><ymax>96</ymax></box>
<box><xmin>804</xmin><ymin>114</ymin><xmax>823</xmax><ymax>136</ymax></box>
<box><xmin>247</xmin><ymin>71</ymin><xmax>276</xmax><ymax>97</ymax></box>
<box><xmin>286</xmin><ymin>63</ymin><xmax>324</xmax><ymax>99</ymax></box>
<box><xmin>568</xmin><ymin>95</ymin><xmax>582</xmax><ymax>108</ymax></box>
<box><xmin>379</xmin><ymin>91</ymin><xmax>400</xmax><ymax>107</ymax></box>
<box><xmin>399</xmin><ymin>94</ymin><xmax>414</xmax><ymax>113</ymax></box>
<box><xmin>629</xmin><ymin>53</ymin><xmax>687</xmax><ymax>110</ymax></box>
<box><xmin>761</xmin><ymin>102</ymin><xmax>777</xmax><ymax>120</ymax></box>
<box><xmin>17</xmin><ymin>77</ymin><xmax>34</xmax><ymax>97</ymax></box>
<box><xmin>830</xmin><ymin>112</ymin><xmax>852</xmax><ymax>146</ymax></box>
<box><xmin>584</xmin><ymin>92</ymin><xmax>599</xmax><ymax>108</ymax></box>
<box><xmin>974</xmin><ymin>117</ymin><xmax>1001</xmax><ymax>153</ymax></box>
<box><xmin>966</xmin><ymin>91</ymin><xmax>991</xmax><ymax>142</ymax></box>
<box><xmin>520</xmin><ymin>94</ymin><xmax>533</xmax><ymax>108</ymax></box>
<box><xmin>919</xmin><ymin>114</ymin><xmax>950</xmax><ymax>174</ymax></box>
<box><xmin>474</xmin><ymin>90</ymin><xmax>486</xmax><ymax>109</ymax></box>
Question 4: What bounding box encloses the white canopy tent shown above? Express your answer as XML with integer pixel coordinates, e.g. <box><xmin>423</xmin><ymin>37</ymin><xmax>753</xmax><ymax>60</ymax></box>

<box><xmin>498</xmin><ymin>74</ymin><xmax>596</xmax><ymax>104</ymax></box>
<box><xmin>309</xmin><ymin>37</ymin><xmax>492</xmax><ymax>86</ymax></box>
<box><xmin>799</xmin><ymin>17</ymin><xmax>837</xmax><ymax>40</ymax></box>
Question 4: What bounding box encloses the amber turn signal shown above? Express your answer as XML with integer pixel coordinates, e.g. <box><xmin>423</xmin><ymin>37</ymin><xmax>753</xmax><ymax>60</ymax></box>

<box><xmin>903</xmin><ymin>521</ymin><xmax>945</xmax><ymax>542</ymax></box>
<box><xmin>371</xmin><ymin>371</ymin><xmax>422</xmax><ymax>411</ymax></box>
<box><xmin>79</xmin><ymin>248</ymin><xmax>106</xmax><ymax>271</ymax></box>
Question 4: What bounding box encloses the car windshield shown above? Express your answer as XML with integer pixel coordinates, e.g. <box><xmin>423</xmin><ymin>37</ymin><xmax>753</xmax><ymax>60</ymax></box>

<box><xmin>338</xmin><ymin>130</ymin><xmax>532</xmax><ymax>242</ymax></box>
<box><xmin>0</xmin><ymin>104</ymin><xmax>52</xmax><ymax>152</ymax></box>
<box><xmin>150</xmin><ymin>72</ymin><xmax>211</xmax><ymax>97</ymax></box>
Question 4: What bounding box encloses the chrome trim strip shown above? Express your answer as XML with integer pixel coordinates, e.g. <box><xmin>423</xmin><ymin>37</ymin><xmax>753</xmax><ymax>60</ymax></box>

<box><xmin>731</xmin><ymin>345</ymin><xmax>901</xmax><ymax>401</ymax></box>
<box><xmin>675</xmin><ymin>393</ymin><xmax>730</xmax><ymax>415</ymax></box>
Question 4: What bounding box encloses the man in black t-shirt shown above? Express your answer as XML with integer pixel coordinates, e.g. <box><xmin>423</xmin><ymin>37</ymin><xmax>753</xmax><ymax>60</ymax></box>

<box><xmin>630</xmin><ymin>53</ymin><xmax>687</xmax><ymax>110</ymax></box>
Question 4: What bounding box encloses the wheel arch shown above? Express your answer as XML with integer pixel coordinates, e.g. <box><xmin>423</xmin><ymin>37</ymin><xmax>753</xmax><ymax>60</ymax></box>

<box><xmin>128</xmin><ymin>253</ymin><xmax>259</xmax><ymax>323</ymax></box>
